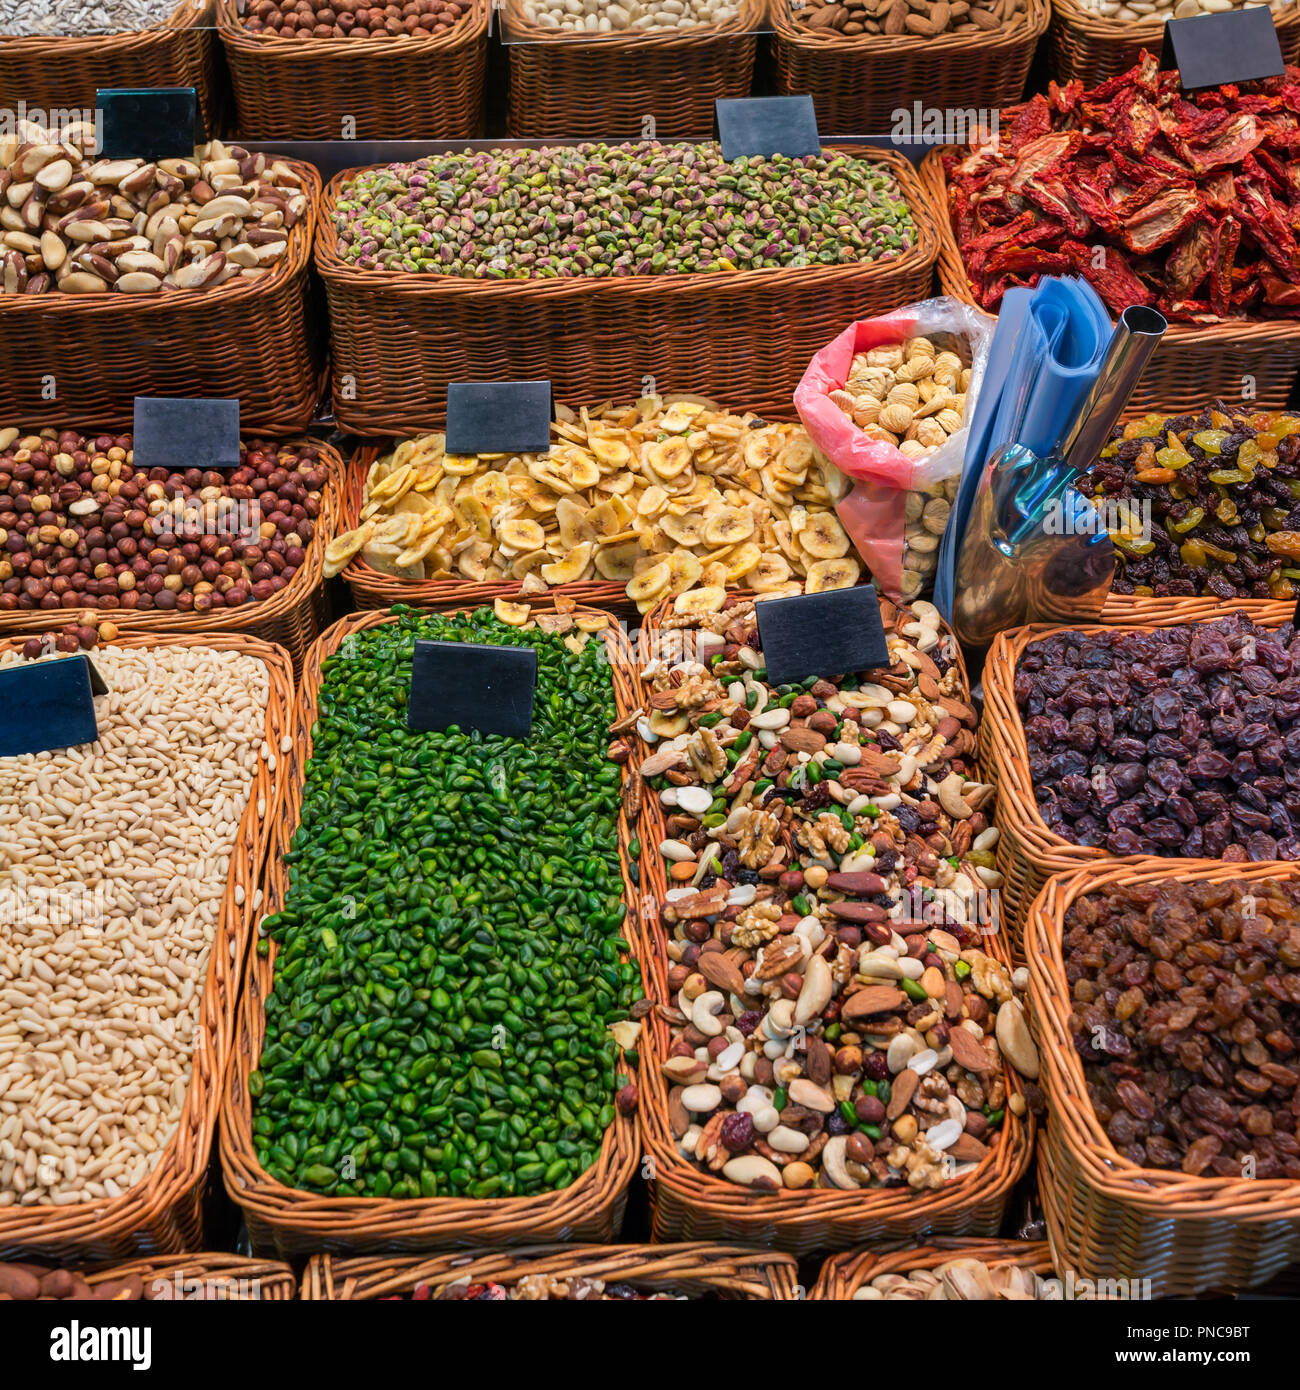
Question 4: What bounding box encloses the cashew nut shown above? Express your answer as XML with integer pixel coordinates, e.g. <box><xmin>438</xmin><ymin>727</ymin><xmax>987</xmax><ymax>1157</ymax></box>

<box><xmin>820</xmin><ymin>1134</ymin><xmax>863</xmax><ymax>1190</ymax></box>
<box><xmin>938</xmin><ymin>772</ymin><xmax>973</xmax><ymax>819</ymax></box>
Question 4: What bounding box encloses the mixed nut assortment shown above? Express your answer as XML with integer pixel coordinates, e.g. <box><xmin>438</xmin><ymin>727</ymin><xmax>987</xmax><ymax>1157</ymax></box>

<box><xmin>0</xmin><ymin>428</ymin><xmax>326</xmax><ymax>614</ymax></box>
<box><xmin>326</xmin><ymin>397</ymin><xmax>857</xmax><ymax>607</ymax></box>
<box><xmin>0</xmin><ymin>130</ymin><xmax>304</xmax><ymax>296</ymax></box>
<box><xmin>1016</xmin><ymin>614</ymin><xmax>1300</xmax><ymax>860</ymax></box>
<box><xmin>238</xmin><ymin>0</ymin><xmax>473</xmax><ymax>36</ymax></box>
<box><xmin>1084</xmin><ymin>406</ymin><xmax>1300</xmax><ymax>601</ymax></box>
<box><xmin>1066</xmin><ymin>878</ymin><xmax>1300</xmax><ymax>1179</ymax></box>
<box><xmin>827</xmin><ymin>335</ymin><xmax>969</xmax><ymax>600</ymax></box>
<box><xmin>852</xmin><ymin>1256</ymin><xmax>1053</xmax><ymax>1299</ymax></box>
<box><xmin>945</xmin><ymin>57</ymin><xmax>1300</xmax><ymax>318</ymax></box>
<box><xmin>520</xmin><ymin>0</ymin><xmax>741</xmax><ymax>29</ymax></box>
<box><xmin>334</xmin><ymin>143</ymin><xmax>916</xmax><ymax>278</ymax></box>
<box><xmin>624</xmin><ymin>594</ymin><xmax>1040</xmax><ymax>1193</ymax></box>
<box><xmin>0</xmin><ymin>645</ymin><xmax>270</xmax><ymax>1206</ymax></box>
<box><xmin>252</xmin><ymin>609</ymin><xmax>641</xmax><ymax>1199</ymax></box>
<box><xmin>791</xmin><ymin>0</ymin><xmax>1026</xmax><ymax>35</ymax></box>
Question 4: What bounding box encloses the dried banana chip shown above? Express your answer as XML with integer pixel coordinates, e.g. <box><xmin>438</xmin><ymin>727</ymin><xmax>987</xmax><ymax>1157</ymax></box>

<box><xmin>627</xmin><ymin>559</ymin><xmax>672</xmax><ymax>602</ymax></box>
<box><xmin>804</xmin><ymin>556</ymin><xmax>860</xmax><ymax>593</ymax></box>
<box><xmin>494</xmin><ymin>598</ymin><xmax>531</xmax><ymax>626</ymax></box>
<box><xmin>541</xmin><ymin>542</ymin><xmax>595</xmax><ymax>585</ymax></box>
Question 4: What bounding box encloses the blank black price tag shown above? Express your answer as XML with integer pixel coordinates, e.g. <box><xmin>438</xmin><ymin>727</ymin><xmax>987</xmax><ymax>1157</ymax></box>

<box><xmin>444</xmin><ymin>381</ymin><xmax>553</xmax><ymax>456</ymax></box>
<box><xmin>96</xmin><ymin>88</ymin><xmax>200</xmax><ymax>161</ymax></box>
<box><xmin>133</xmin><ymin>398</ymin><xmax>240</xmax><ymax>471</ymax></box>
<box><xmin>1162</xmin><ymin>9</ymin><xmax>1284</xmax><ymax>89</ymax></box>
<box><xmin>0</xmin><ymin>656</ymin><xmax>106</xmax><ymax>759</ymax></box>
<box><xmin>407</xmin><ymin>640</ymin><xmax>537</xmax><ymax>739</ymax></box>
<box><xmin>755</xmin><ymin>585</ymin><xmax>890</xmax><ymax>687</ymax></box>
<box><xmin>715</xmin><ymin>96</ymin><xmax>820</xmax><ymax>161</ymax></box>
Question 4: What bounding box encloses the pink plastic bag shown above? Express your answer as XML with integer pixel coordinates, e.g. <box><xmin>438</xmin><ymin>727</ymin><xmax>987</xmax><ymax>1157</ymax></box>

<box><xmin>794</xmin><ymin>299</ymin><xmax>993</xmax><ymax>603</ymax></box>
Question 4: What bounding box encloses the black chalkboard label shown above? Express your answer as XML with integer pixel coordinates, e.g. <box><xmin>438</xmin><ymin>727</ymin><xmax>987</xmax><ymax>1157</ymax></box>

<box><xmin>444</xmin><ymin>381</ymin><xmax>553</xmax><ymax>456</ymax></box>
<box><xmin>0</xmin><ymin>656</ymin><xmax>106</xmax><ymax>759</ymax></box>
<box><xmin>96</xmin><ymin>88</ymin><xmax>200</xmax><ymax>161</ymax></box>
<box><xmin>407</xmin><ymin>640</ymin><xmax>537</xmax><ymax>739</ymax></box>
<box><xmin>133</xmin><ymin>398</ymin><xmax>240</xmax><ymax>471</ymax></box>
<box><xmin>755</xmin><ymin>585</ymin><xmax>890</xmax><ymax>687</ymax></box>
<box><xmin>1162</xmin><ymin>9</ymin><xmax>1284</xmax><ymax>90</ymax></box>
<box><xmin>715</xmin><ymin>96</ymin><xmax>820</xmax><ymax>161</ymax></box>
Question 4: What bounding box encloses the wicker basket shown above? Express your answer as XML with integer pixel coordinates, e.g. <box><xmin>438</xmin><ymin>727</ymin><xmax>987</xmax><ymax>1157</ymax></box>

<box><xmin>0</xmin><ymin>632</ymin><xmax>293</xmax><ymax>1262</ymax></box>
<box><xmin>980</xmin><ymin>612</ymin><xmax>1291</xmax><ymax>951</ymax></box>
<box><xmin>1101</xmin><ymin>592</ymin><xmax>1295</xmax><ymax>627</ymax></box>
<box><xmin>83</xmin><ymin>1252</ymin><xmax>297</xmax><ymax>1299</ymax></box>
<box><xmin>0</xmin><ymin>0</ymin><xmax>221</xmax><ymax>136</ymax></box>
<box><xmin>811</xmin><ymin>1236</ymin><xmax>1055</xmax><ymax>1298</ymax></box>
<box><xmin>220</xmin><ymin>600</ymin><xmax>646</xmax><ymax>1256</ymax></box>
<box><xmin>918</xmin><ymin>148</ymin><xmax>1300</xmax><ymax>416</ymax></box>
<box><xmin>315</xmin><ymin>145</ymin><xmax>939</xmax><ymax>437</ymax></box>
<box><xmin>772</xmin><ymin>0</ymin><xmax>1048</xmax><ymax>135</ymax></box>
<box><xmin>302</xmin><ymin>1242</ymin><xmax>800</xmax><ymax>1299</ymax></box>
<box><xmin>0</xmin><ymin>439</ymin><xmax>343</xmax><ymax>673</ymax></box>
<box><xmin>1049</xmin><ymin>0</ymin><xmax>1300</xmax><ymax>87</ymax></box>
<box><xmin>502</xmin><ymin>0</ymin><xmax>762</xmax><ymax>140</ymax></box>
<box><xmin>0</xmin><ymin>160</ymin><xmax>323</xmax><ymax>434</ymax></box>
<box><xmin>623</xmin><ymin>596</ymin><xmax>1032</xmax><ymax>1256</ymax></box>
<box><xmin>217</xmin><ymin>0</ymin><xmax>487</xmax><ymax>139</ymax></box>
<box><xmin>1028</xmin><ymin>858</ymin><xmax>1300</xmax><ymax>1298</ymax></box>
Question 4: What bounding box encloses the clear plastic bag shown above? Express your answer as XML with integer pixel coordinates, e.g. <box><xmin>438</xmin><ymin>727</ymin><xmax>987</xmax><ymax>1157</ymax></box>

<box><xmin>794</xmin><ymin>298</ymin><xmax>995</xmax><ymax>603</ymax></box>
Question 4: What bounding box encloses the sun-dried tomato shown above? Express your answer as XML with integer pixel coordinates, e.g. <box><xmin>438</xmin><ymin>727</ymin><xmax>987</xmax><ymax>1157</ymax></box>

<box><xmin>1121</xmin><ymin>187</ymin><xmax>1202</xmax><ymax>255</ymax></box>
<box><xmin>1210</xmin><ymin>215</ymin><xmax>1241</xmax><ymax>319</ymax></box>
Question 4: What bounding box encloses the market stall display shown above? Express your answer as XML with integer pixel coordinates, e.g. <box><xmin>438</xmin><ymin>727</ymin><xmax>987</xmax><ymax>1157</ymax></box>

<box><xmin>1028</xmin><ymin>860</ymin><xmax>1300</xmax><ymax>1297</ymax></box>
<box><xmin>0</xmin><ymin>1</ymin><xmax>220</xmax><ymax>134</ymax></box>
<box><xmin>0</xmin><ymin>429</ymin><xmax>340</xmax><ymax>668</ymax></box>
<box><xmin>316</xmin><ymin>142</ymin><xmax>938</xmax><ymax>433</ymax></box>
<box><xmin>501</xmin><ymin>0</ymin><xmax>763</xmax><ymax>140</ymax></box>
<box><xmin>329</xmin><ymin>398</ymin><xmax>853</xmax><ymax>615</ymax></box>
<box><xmin>625</xmin><ymin>591</ymin><xmax>1034</xmax><ymax>1252</ymax></box>
<box><xmin>221</xmin><ymin>602</ymin><xmax>645</xmax><ymax>1254</ymax></box>
<box><xmin>0</xmin><ymin>633</ymin><xmax>292</xmax><ymax>1261</ymax></box>
<box><xmin>302</xmin><ymin>1242</ymin><xmax>799</xmax><ymax>1298</ymax></box>
<box><xmin>0</xmin><ymin>131</ymin><xmax>322</xmax><ymax>432</ymax></box>
<box><xmin>216</xmin><ymin>0</ymin><xmax>488</xmax><ymax>139</ymax></box>
<box><xmin>772</xmin><ymin>0</ymin><xmax>1047</xmax><ymax>134</ymax></box>
<box><xmin>922</xmin><ymin>56</ymin><xmax>1300</xmax><ymax>412</ymax></box>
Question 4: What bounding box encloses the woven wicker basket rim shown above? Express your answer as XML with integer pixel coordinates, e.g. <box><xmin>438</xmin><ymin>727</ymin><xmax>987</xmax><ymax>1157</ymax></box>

<box><xmin>814</xmin><ymin>1236</ymin><xmax>1055</xmax><ymax>1298</ymax></box>
<box><xmin>0</xmin><ymin>437</ymin><xmax>342</xmax><ymax>642</ymax></box>
<box><xmin>1028</xmin><ymin>857</ymin><xmax>1300</xmax><ymax>1216</ymax></box>
<box><xmin>220</xmin><ymin>601</ymin><xmax>644</xmax><ymax>1241</ymax></box>
<box><xmin>0</xmin><ymin>630</ymin><xmax>293</xmax><ymax>1254</ymax></box>
<box><xmin>84</xmin><ymin>1252</ymin><xmax>298</xmax><ymax>1298</ymax></box>
<box><xmin>216</xmin><ymin>0</ymin><xmax>487</xmax><ymax>51</ymax></box>
<box><xmin>774</xmin><ymin>0</ymin><xmax>1047</xmax><ymax>48</ymax></box>
<box><xmin>0</xmin><ymin>156</ymin><xmax>318</xmax><ymax>314</ymax></box>
<box><xmin>918</xmin><ymin>147</ymin><xmax>1300</xmax><ymax>347</ymax></box>
<box><xmin>314</xmin><ymin>143</ymin><xmax>938</xmax><ymax>300</ymax></box>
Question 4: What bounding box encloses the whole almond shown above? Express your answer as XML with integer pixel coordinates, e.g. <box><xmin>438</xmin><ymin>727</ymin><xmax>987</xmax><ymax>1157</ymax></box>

<box><xmin>948</xmin><ymin>1024</ymin><xmax>995</xmax><ymax>1073</ymax></box>
<box><xmin>883</xmin><ymin>0</ymin><xmax>907</xmax><ymax>31</ymax></box>
<box><xmin>697</xmin><ymin>950</ymin><xmax>746</xmax><ymax>998</ymax></box>
<box><xmin>886</xmin><ymin>1066</ymin><xmax>919</xmax><ymax>1119</ymax></box>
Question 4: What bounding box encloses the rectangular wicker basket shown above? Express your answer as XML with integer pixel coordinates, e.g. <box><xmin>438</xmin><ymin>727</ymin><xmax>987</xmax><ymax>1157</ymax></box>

<box><xmin>216</xmin><ymin>0</ymin><xmax>488</xmax><ymax>139</ymax></box>
<box><xmin>620</xmin><ymin>595</ymin><xmax>1032</xmax><ymax>1256</ymax></box>
<box><xmin>1027</xmin><ymin>859</ymin><xmax>1300</xmax><ymax>1299</ymax></box>
<box><xmin>0</xmin><ymin>159</ymin><xmax>325</xmax><ymax>434</ymax></box>
<box><xmin>772</xmin><ymin>0</ymin><xmax>1048</xmax><ymax>135</ymax></box>
<box><xmin>301</xmin><ymin>1243</ymin><xmax>800</xmax><ymax>1299</ymax></box>
<box><xmin>918</xmin><ymin>148</ymin><xmax>1300</xmax><ymax>416</ymax></box>
<box><xmin>502</xmin><ymin>0</ymin><xmax>762</xmax><ymax>140</ymax></box>
<box><xmin>219</xmin><ymin>601</ymin><xmax>647</xmax><ymax>1256</ymax></box>
<box><xmin>314</xmin><ymin>144</ymin><xmax>940</xmax><ymax>437</ymax></box>
<box><xmin>0</xmin><ymin>632</ymin><xmax>294</xmax><ymax>1262</ymax></box>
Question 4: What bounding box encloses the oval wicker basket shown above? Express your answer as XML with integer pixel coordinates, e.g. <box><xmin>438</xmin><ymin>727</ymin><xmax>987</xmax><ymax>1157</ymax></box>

<box><xmin>502</xmin><ymin>0</ymin><xmax>762</xmax><ymax>140</ymax></box>
<box><xmin>1049</xmin><ymin>0</ymin><xmax>1300</xmax><ymax>87</ymax></box>
<box><xmin>301</xmin><ymin>1242</ymin><xmax>800</xmax><ymax>1299</ymax></box>
<box><xmin>1028</xmin><ymin>858</ymin><xmax>1300</xmax><ymax>1298</ymax></box>
<box><xmin>0</xmin><ymin>0</ymin><xmax>221</xmax><ymax>135</ymax></box>
<box><xmin>0</xmin><ymin>439</ymin><xmax>343</xmax><ymax>673</ymax></box>
<box><xmin>811</xmin><ymin>1236</ymin><xmax>1056</xmax><ymax>1298</ymax></box>
<box><xmin>0</xmin><ymin>159</ymin><xmax>324</xmax><ymax>434</ymax></box>
<box><xmin>979</xmin><ymin>611</ymin><xmax>1292</xmax><ymax>952</ymax></box>
<box><xmin>314</xmin><ymin>144</ymin><xmax>940</xmax><ymax>436</ymax></box>
<box><xmin>220</xmin><ymin>600</ymin><xmax>647</xmax><ymax>1256</ymax></box>
<box><xmin>918</xmin><ymin>147</ymin><xmax>1300</xmax><ymax>416</ymax></box>
<box><xmin>622</xmin><ymin>596</ymin><xmax>1032</xmax><ymax>1257</ymax></box>
<box><xmin>82</xmin><ymin>1252</ymin><xmax>298</xmax><ymax>1299</ymax></box>
<box><xmin>772</xmin><ymin>0</ymin><xmax>1048</xmax><ymax>134</ymax></box>
<box><xmin>216</xmin><ymin>0</ymin><xmax>488</xmax><ymax>139</ymax></box>
<box><xmin>0</xmin><ymin>631</ymin><xmax>294</xmax><ymax>1262</ymax></box>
